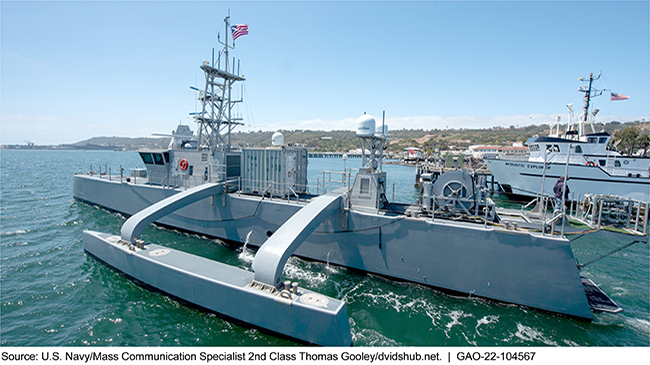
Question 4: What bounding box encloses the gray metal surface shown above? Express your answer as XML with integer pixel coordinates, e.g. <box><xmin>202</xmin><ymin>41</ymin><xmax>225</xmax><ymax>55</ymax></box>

<box><xmin>581</xmin><ymin>277</ymin><xmax>623</xmax><ymax>314</ymax></box>
<box><xmin>349</xmin><ymin>169</ymin><xmax>387</xmax><ymax>210</ymax></box>
<box><xmin>252</xmin><ymin>189</ymin><xmax>343</xmax><ymax>285</ymax></box>
<box><xmin>241</xmin><ymin>147</ymin><xmax>308</xmax><ymax>197</ymax></box>
<box><xmin>83</xmin><ymin>230</ymin><xmax>352</xmax><ymax>346</ymax></box>
<box><xmin>121</xmin><ymin>182</ymin><xmax>223</xmax><ymax>242</ymax></box>
<box><xmin>432</xmin><ymin>169</ymin><xmax>476</xmax><ymax>212</ymax></box>
<box><xmin>74</xmin><ymin>174</ymin><xmax>593</xmax><ymax>320</ymax></box>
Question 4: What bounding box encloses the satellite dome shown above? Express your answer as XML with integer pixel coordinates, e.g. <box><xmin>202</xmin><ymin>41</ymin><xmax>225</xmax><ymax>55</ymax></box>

<box><xmin>272</xmin><ymin>132</ymin><xmax>284</xmax><ymax>146</ymax></box>
<box><xmin>376</xmin><ymin>124</ymin><xmax>388</xmax><ymax>137</ymax></box>
<box><xmin>356</xmin><ymin>115</ymin><xmax>376</xmax><ymax>137</ymax></box>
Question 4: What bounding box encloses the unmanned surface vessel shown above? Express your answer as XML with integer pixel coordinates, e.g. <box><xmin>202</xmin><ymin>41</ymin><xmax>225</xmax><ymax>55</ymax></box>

<box><xmin>77</xmin><ymin>21</ymin><xmax>623</xmax><ymax>345</ymax></box>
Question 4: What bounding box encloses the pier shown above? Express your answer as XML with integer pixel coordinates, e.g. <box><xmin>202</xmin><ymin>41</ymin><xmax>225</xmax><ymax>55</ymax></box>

<box><xmin>308</xmin><ymin>152</ymin><xmax>401</xmax><ymax>159</ymax></box>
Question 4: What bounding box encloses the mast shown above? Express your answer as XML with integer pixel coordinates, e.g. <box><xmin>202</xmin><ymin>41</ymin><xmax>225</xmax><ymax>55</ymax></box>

<box><xmin>194</xmin><ymin>15</ymin><xmax>245</xmax><ymax>152</ymax></box>
<box><xmin>577</xmin><ymin>72</ymin><xmax>602</xmax><ymax>137</ymax></box>
<box><xmin>580</xmin><ymin>73</ymin><xmax>595</xmax><ymax>123</ymax></box>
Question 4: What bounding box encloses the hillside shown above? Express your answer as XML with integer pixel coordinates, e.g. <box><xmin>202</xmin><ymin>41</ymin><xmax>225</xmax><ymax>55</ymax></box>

<box><xmin>226</xmin><ymin>120</ymin><xmax>649</xmax><ymax>154</ymax></box>
<box><xmin>7</xmin><ymin>120</ymin><xmax>646</xmax><ymax>154</ymax></box>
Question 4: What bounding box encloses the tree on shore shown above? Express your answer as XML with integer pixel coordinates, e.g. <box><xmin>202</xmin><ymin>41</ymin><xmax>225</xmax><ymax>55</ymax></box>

<box><xmin>614</xmin><ymin>126</ymin><xmax>640</xmax><ymax>155</ymax></box>
<box><xmin>638</xmin><ymin>134</ymin><xmax>650</xmax><ymax>157</ymax></box>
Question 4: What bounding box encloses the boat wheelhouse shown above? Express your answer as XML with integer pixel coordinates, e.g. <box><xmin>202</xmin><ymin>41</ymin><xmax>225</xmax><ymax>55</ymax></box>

<box><xmin>486</xmin><ymin>73</ymin><xmax>649</xmax><ymax>202</ymax></box>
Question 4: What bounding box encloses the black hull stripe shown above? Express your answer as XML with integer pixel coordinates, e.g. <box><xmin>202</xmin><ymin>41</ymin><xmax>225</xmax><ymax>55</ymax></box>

<box><xmin>520</xmin><ymin>173</ymin><xmax>650</xmax><ymax>185</ymax></box>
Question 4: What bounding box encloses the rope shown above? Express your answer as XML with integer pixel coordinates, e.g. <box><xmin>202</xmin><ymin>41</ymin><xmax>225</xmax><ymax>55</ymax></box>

<box><xmin>577</xmin><ymin>239</ymin><xmax>644</xmax><ymax>269</ymax></box>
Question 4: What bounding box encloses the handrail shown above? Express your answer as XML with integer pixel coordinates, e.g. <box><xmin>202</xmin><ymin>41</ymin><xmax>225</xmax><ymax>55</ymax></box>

<box><xmin>288</xmin><ymin>187</ymin><xmax>299</xmax><ymax>203</ymax></box>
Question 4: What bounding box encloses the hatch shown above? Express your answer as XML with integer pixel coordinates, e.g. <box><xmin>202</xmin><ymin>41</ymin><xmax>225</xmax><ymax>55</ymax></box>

<box><xmin>581</xmin><ymin>277</ymin><xmax>623</xmax><ymax>314</ymax></box>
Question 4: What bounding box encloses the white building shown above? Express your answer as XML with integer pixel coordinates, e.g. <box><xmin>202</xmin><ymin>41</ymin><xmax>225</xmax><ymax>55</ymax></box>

<box><xmin>498</xmin><ymin>146</ymin><xmax>529</xmax><ymax>161</ymax></box>
<box><xmin>468</xmin><ymin>145</ymin><xmax>500</xmax><ymax>159</ymax></box>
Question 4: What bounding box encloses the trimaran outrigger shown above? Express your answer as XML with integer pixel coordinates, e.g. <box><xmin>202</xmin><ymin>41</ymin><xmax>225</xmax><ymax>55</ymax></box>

<box><xmin>76</xmin><ymin>16</ymin><xmax>630</xmax><ymax>346</ymax></box>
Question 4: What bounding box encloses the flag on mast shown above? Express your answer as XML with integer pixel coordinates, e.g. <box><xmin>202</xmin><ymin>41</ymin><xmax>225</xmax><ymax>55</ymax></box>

<box><xmin>610</xmin><ymin>92</ymin><xmax>630</xmax><ymax>101</ymax></box>
<box><xmin>231</xmin><ymin>24</ymin><xmax>249</xmax><ymax>40</ymax></box>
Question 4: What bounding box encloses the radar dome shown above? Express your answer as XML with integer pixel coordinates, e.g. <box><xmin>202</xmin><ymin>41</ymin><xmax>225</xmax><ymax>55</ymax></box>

<box><xmin>356</xmin><ymin>115</ymin><xmax>376</xmax><ymax>137</ymax></box>
<box><xmin>272</xmin><ymin>132</ymin><xmax>284</xmax><ymax>146</ymax></box>
<box><xmin>375</xmin><ymin>124</ymin><xmax>388</xmax><ymax>137</ymax></box>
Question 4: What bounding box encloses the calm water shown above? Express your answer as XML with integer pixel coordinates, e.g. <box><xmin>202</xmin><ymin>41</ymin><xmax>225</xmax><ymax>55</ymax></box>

<box><xmin>1</xmin><ymin>150</ymin><xmax>648</xmax><ymax>346</ymax></box>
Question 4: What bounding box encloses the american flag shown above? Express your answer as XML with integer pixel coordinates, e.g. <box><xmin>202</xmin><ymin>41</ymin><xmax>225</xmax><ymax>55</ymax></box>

<box><xmin>231</xmin><ymin>24</ymin><xmax>249</xmax><ymax>41</ymax></box>
<box><xmin>610</xmin><ymin>92</ymin><xmax>630</xmax><ymax>101</ymax></box>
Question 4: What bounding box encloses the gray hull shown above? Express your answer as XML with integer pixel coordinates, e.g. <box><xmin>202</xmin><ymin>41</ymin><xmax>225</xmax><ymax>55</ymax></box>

<box><xmin>74</xmin><ymin>174</ymin><xmax>593</xmax><ymax>320</ymax></box>
<box><xmin>83</xmin><ymin>230</ymin><xmax>351</xmax><ymax>346</ymax></box>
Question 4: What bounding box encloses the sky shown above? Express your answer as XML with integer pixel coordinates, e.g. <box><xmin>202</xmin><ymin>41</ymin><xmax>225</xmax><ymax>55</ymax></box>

<box><xmin>2</xmin><ymin>0</ymin><xmax>649</xmax><ymax>145</ymax></box>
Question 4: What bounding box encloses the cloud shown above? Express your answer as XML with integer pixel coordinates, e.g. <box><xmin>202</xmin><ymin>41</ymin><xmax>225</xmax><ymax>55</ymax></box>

<box><xmin>1</xmin><ymin>114</ymin><xmax>80</xmax><ymax>144</ymax></box>
<box><xmin>245</xmin><ymin>113</ymin><xmax>650</xmax><ymax>133</ymax></box>
<box><xmin>9</xmin><ymin>53</ymin><xmax>45</xmax><ymax>69</ymax></box>
<box><xmin>3</xmin><ymin>112</ymin><xmax>648</xmax><ymax>145</ymax></box>
<box><xmin>0</xmin><ymin>114</ymin><xmax>172</xmax><ymax>145</ymax></box>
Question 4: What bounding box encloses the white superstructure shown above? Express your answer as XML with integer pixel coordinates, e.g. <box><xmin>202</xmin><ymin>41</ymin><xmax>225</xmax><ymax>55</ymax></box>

<box><xmin>486</xmin><ymin>73</ymin><xmax>649</xmax><ymax>202</ymax></box>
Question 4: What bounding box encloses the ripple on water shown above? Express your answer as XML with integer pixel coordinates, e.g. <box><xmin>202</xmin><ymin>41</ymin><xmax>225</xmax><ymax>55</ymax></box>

<box><xmin>1</xmin><ymin>151</ymin><xmax>648</xmax><ymax>346</ymax></box>
<box><xmin>511</xmin><ymin>323</ymin><xmax>558</xmax><ymax>346</ymax></box>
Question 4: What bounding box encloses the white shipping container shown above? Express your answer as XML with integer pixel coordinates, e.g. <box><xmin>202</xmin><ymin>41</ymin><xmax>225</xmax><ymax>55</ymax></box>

<box><xmin>241</xmin><ymin>147</ymin><xmax>308</xmax><ymax>197</ymax></box>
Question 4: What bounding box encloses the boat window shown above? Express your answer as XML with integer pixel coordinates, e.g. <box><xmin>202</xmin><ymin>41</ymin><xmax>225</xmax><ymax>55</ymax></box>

<box><xmin>163</xmin><ymin>152</ymin><xmax>169</xmax><ymax>163</ymax></box>
<box><xmin>615</xmin><ymin>160</ymin><xmax>621</xmax><ymax>167</ymax></box>
<box><xmin>529</xmin><ymin>144</ymin><xmax>540</xmax><ymax>152</ymax></box>
<box><xmin>587</xmin><ymin>137</ymin><xmax>597</xmax><ymax>143</ymax></box>
<box><xmin>139</xmin><ymin>152</ymin><xmax>154</xmax><ymax>165</ymax></box>
<box><xmin>599</xmin><ymin>137</ymin><xmax>608</xmax><ymax>144</ymax></box>
<box><xmin>599</xmin><ymin>160</ymin><xmax>606</xmax><ymax>166</ymax></box>
<box><xmin>153</xmin><ymin>153</ymin><xmax>165</xmax><ymax>165</ymax></box>
<box><xmin>575</xmin><ymin>146</ymin><xmax>582</xmax><ymax>153</ymax></box>
<box><xmin>360</xmin><ymin>178</ymin><xmax>370</xmax><ymax>195</ymax></box>
<box><xmin>202</xmin><ymin>153</ymin><xmax>208</xmax><ymax>162</ymax></box>
<box><xmin>546</xmin><ymin>145</ymin><xmax>559</xmax><ymax>153</ymax></box>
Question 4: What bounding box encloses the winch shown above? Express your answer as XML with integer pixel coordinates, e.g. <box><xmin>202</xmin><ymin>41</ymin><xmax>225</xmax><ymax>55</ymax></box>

<box><xmin>419</xmin><ymin>169</ymin><xmax>497</xmax><ymax>222</ymax></box>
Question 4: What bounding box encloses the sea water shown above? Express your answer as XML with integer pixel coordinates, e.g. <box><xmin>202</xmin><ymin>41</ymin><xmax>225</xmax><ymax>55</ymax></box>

<box><xmin>1</xmin><ymin>150</ymin><xmax>648</xmax><ymax>346</ymax></box>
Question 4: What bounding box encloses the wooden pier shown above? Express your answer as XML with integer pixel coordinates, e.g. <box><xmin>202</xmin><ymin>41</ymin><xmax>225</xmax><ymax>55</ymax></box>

<box><xmin>308</xmin><ymin>152</ymin><xmax>401</xmax><ymax>159</ymax></box>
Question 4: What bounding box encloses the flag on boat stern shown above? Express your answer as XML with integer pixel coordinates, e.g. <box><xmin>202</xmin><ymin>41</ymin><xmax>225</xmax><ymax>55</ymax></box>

<box><xmin>231</xmin><ymin>24</ymin><xmax>249</xmax><ymax>40</ymax></box>
<box><xmin>610</xmin><ymin>92</ymin><xmax>630</xmax><ymax>101</ymax></box>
